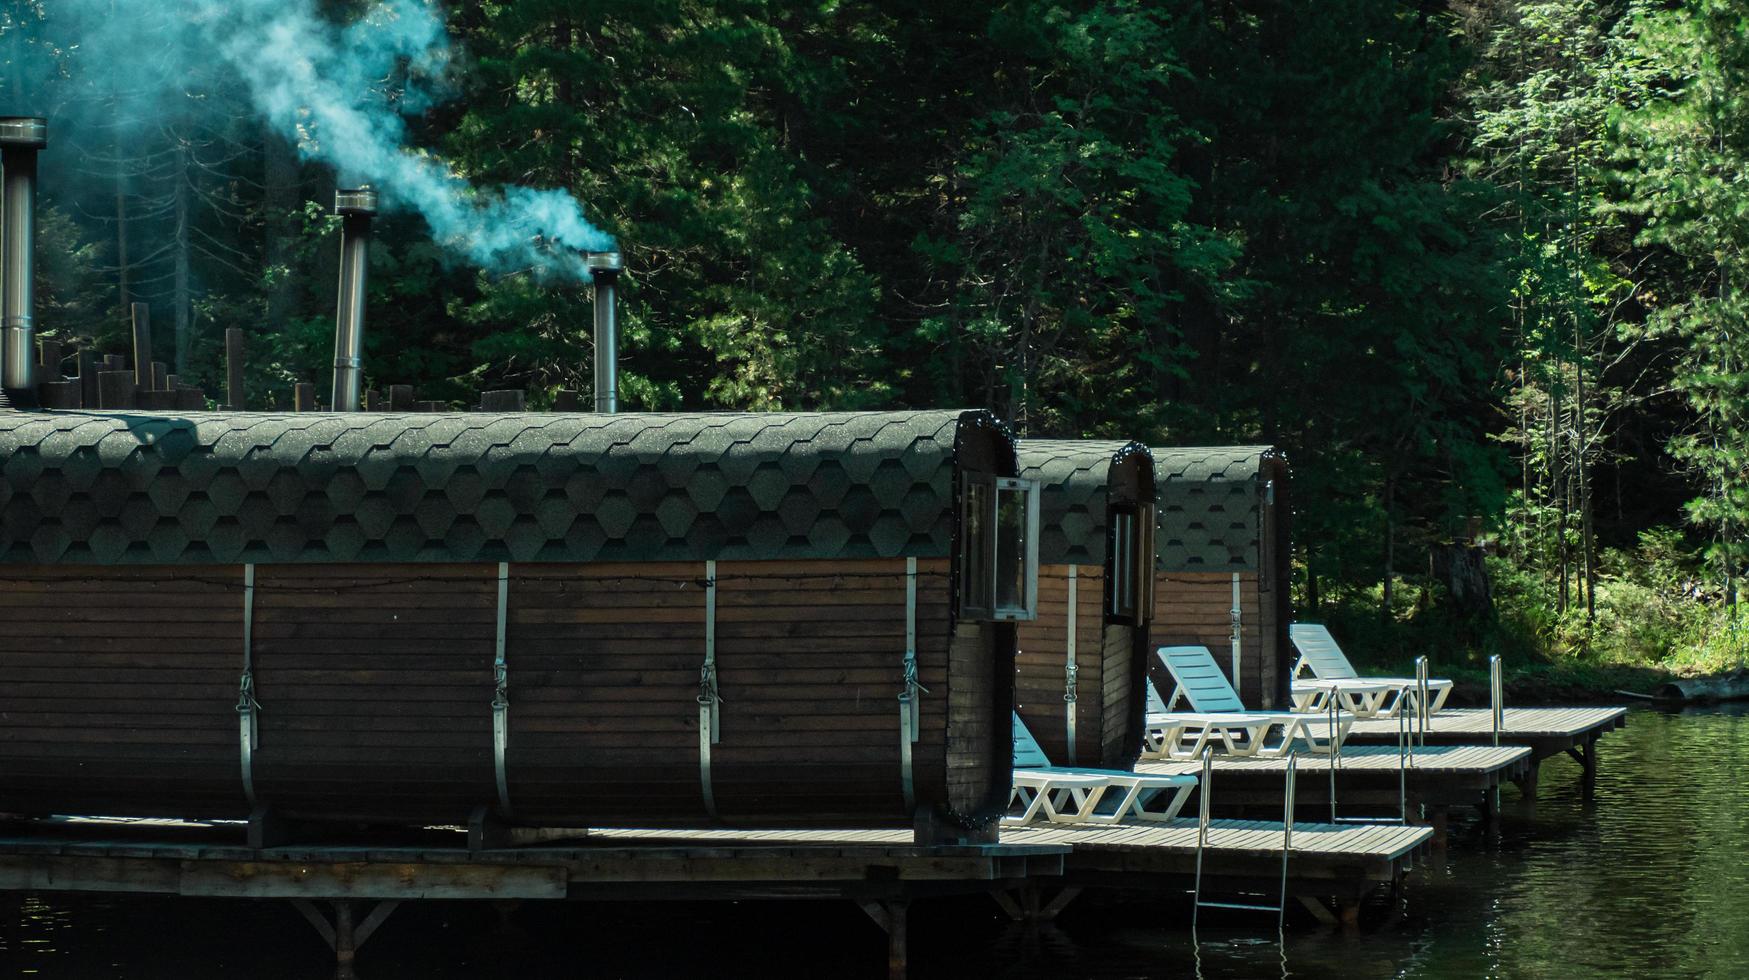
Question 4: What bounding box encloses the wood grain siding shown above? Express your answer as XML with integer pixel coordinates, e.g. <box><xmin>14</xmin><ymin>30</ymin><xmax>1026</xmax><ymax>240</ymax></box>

<box><xmin>0</xmin><ymin>566</ymin><xmax>242</xmax><ymax>818</ymax></box>
<box><xmin>1015</xmin><ymin>564</ymin><xmax>1105</xmax><ymax>767</ymax></box>
<box><xmin>712</xmin><ymin>559</ymin><xmax>947</xmax><ymax>823</ymax></box>
<box><xmin>945</xmin><ymin>619</ymin><xmax>1005</xmax><ymax>819</ymax></box>
<box><xmin>251</xmin><ymin>565</ymin><xmax>497</xmax><ymax>823</ymax></box>
<box><xmin>1100</xmin><ymin>622</ymin><xmax>1136</xmax><ymax>765</ymax></box>
<box><xmin>503</xmin><ymin>562</ymin><xmax>706</xmax><ymax>824</ymax></box>
<box><xmin>0</xmin><ymin>556</ymin><xmax>1011</xmax><ymax>830</ymax></box>
<box><xmin>1150</xmin><ymin>571</ymin><xmax>1278</xmax><ymax>709</ymax></box>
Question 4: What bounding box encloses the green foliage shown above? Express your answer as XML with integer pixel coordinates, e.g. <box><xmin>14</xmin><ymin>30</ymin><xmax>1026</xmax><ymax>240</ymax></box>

<box><xmin>7</xmin><ymin>0</ymin><xmax>1747</xmax><ymax>675</ymax></box>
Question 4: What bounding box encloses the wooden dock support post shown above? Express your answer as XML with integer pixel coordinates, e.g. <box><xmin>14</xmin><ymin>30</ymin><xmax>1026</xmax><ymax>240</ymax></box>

<box><xmin>292</xmin><ymin>898</ymin><xmax>401</xmax><ymax>976</ymax></box>
<box><xmin>1566</xmin><ymin>738</ymin><xmax>1598</xmax><ymax>802</ymax></box>
<box><xmin>1513</xmin><ymin>760</ymin><xmax>1540</xmax><ymax>810</ymax></box>
<box><xmin>857</xmin><ymin>899</ymin><xmax>910</xmax><ymax>980</ymax></box>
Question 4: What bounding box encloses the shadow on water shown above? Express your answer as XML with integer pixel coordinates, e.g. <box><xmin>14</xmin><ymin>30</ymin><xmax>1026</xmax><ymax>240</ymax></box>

<box><xmin>0</xmin><ymin>707</ymin><xmax>1743</xmax><ymax>978</ymax></box>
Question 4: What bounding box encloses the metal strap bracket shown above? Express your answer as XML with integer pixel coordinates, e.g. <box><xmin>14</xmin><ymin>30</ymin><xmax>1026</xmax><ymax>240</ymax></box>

<box><xmin>1064</xmin><ymin>566</ymin><xmax>1079</xmax><ymax>767</ymax></box>
<box><xmin>1229</xmin><ymin>572</ymin><xmax>1242</xmax><ymax>695</ymax></box>
<box><xmin>235</xmin><ymin>564</ymin><xmax>260</xmax><ymax>806</ymax></box>
<box><xmin>699</xmin><ymin>561</ymin><xmax>722</xmax><ymax>819</ymax></box>
<box><xmin>899</xmin><ymin>558</ymin><xmax>927</xmax><ymax>811</ymax></box>
<box><xmin>492</xmin><ymin>562</ymin><xmax>512</xmax><ymax>817</ymax></box>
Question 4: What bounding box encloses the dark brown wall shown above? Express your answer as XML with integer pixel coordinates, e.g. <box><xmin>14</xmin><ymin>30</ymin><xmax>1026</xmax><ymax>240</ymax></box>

<box><xmin>0</xmin><ymin>566</ymin><xmax>242</xmax><ymax>818</ymax></box>
<box><xmin>0</xmin><ymin>557</ymin><xmax>1012</xmax><ymax>830</ymax></box>
<box><xmin>1149</xmin><ymin>571</ymin><xmax>1278</xmax><ymax>709</ymax></box>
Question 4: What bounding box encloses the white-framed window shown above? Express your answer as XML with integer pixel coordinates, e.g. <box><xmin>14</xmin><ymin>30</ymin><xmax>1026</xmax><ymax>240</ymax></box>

<box><xmin>959</xmin><ymin>474</ymin><xmax>1040</xmax><ymax>621</ymax></box>
<box><xmin>1107</xmin><ymin>502</ymin><xmax>1156</xmax><ymax>625</ymax></box>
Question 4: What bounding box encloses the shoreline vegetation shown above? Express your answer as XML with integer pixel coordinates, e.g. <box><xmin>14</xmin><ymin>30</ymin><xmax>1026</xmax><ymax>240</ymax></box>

<box><xmin>1323</xmin><ymin>530</ymin><xmax>1749</xmax><ymax>704</ymax></box>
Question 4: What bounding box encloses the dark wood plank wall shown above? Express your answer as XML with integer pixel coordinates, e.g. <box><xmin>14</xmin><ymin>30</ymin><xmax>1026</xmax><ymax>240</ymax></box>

<box><xmin>252</xmin><ymin>565</ymin><xmax>497</xmax><ymax>823</ymax></box>
<box><xmin>712</xmin><ymin>559</ymin><xmax>951</xmax><ymax>824</ymax></box>
<box><xmin>1150</xmin><ymin>571</ymin><xmax>1277</xmax><ymax>709</ymax></box>
<box><xmin>505</xmin><ymin>562</ymin><xmax>706</xmax><ymax>823</ymax></box>
<box><xmin>0</xmin><ymin>566</ymin><xmax>243</xmax><ymax>818</ymax></box>
<box><xmin>945</xmin><ymin>618</ymin><xmax>998</xmax><ymax>817</ymax></box>
<box><xmin>0</xmin><ymin>557</ymin><xmax>1007</xmax><ymax>828</ymax></box>
<box><xmin>1015</xmin><ymin>564</ymin><xmax>1106</xmax><ymax>767</ymax></box>
<box><xmin>1099</xmin><ymin>620</ymin><xmax>1135</xmax><ymax>765</ymax></box>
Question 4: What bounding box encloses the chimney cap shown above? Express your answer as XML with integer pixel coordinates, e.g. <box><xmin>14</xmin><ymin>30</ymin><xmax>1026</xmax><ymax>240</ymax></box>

<box><xmin>585</xmin><ymin>250</ymin><xmax>623</xmax><ymax>276</ymax></box>
<box><xmin>0</xmin><ymin>117</ymin><xmax>47</xmax><ymax>149</ymax></box>
<box><xmin>335</xmin><ymin>187</ymin><xmax>379</xmax><ymax>216</ymax></box>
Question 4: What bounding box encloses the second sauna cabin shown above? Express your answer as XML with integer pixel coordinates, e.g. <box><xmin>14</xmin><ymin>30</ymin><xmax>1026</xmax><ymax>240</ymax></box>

<box><xmin>0</xmin><ymin>409</ymin><xmax>1041</xmax><ymax>839</ymax></box>
<box><xmin>1013</xmin><ymin>441</ymin><xmax>1155</xmax><ymax>769</ymax></box>
<box><xmin>1148</xmin><ymin>446</ymin><xmax>1291</xmax><ymax>709</ymax></box>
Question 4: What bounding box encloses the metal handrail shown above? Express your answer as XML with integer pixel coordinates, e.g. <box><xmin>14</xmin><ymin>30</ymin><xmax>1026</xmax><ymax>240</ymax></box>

<box><xmin>1489</xmin><ymin>655</ymin><xmax>1504</xmax><ymax>747</ymax></box>
<box><xmin>1327</xmin><ymin>684</ymin><xmax>1410</xmax><ymax>825</ymax></box>
<box><xmin>1414</xmin><ymin>656</ymin><xmax>1430</xmax><ymax>747</ymax></box>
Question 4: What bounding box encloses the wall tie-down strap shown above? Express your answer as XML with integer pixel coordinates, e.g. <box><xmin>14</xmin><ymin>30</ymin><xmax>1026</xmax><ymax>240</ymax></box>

<box><xmin>492</xmin><ymin>562</ymin><xmax>512</xmax><ymax>816</ymax></box>
<box><xmin>1064</xmin><ymin>566</ymin><xmax>1079</xmax><ymax>767</ymax></box>
<box><xmin>898</xmin><ymin>558</ymin><xmax>927</xmax><ymax>811</ymax></box>
<box><xmin>1229</xmin><ymin>572</ymin><xmax>1243</xmax><ymax>694</ymax></box>
<box><xmin>235</xmin><ymin>563</ymin><xmax>260</xmax><ymax>806</ymax></box>
<box><xmin>698</xmin><ymin>560</ymin><xmax>722</xmax><ymax>819</ymax></box>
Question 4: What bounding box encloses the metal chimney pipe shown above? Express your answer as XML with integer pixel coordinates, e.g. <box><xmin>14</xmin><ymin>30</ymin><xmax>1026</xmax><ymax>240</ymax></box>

<box><xmin>0</xmin><ymin>117</ymin><xmax>46</xmax><ymax>406</ymax></box>
<box><xmin>330</xmin><ymin>187</ymin><xmax>377</xmax><ymax>412</ymax></box>
<box><xmin>586</xmin><ymin>250</ymin><xmax>622</xmax><ymax>414</ymax></box>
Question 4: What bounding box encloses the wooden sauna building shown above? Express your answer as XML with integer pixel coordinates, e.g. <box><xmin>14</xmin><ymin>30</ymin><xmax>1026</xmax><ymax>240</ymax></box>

<box><xmin>1012</xmin><ymin>441</ymin><xmax>1155</xmax><ymax>770</ymax></box>
<box><xmin>0</xmin><ymin>408</ymin><xmax>1043</xmax><ymax>837</ymax></box>
<box><xmin>1149</xmin><ymin>446</ymin><xmax>1291</xmax><ymax>709</ymax></box>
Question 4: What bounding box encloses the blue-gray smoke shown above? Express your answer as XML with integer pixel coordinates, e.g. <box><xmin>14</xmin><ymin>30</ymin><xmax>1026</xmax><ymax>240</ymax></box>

<box><xmin>45</xmin><ymin>0</ymin><xmax>612</xmax><ymax>280</ymax></box>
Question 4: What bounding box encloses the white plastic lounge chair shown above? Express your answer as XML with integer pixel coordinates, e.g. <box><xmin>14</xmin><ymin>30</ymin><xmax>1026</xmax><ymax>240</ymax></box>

<box><xmin>1142</xmin><ymin>646</ymin><xmax>1353</xmax><ymax>759</ymax></box>
<box><xmin>1007</xmin><ymin>712</ymin><xmax>1197</xmax><ymax>827</ymax></box>
<box><xmin>1288</xmin><ymin>623</ymin><xmax>1453</xmax><ymax>718</ymax></box>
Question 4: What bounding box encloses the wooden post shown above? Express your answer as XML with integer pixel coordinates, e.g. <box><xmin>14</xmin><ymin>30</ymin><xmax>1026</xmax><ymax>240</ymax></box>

<box><xmin>36</xmin><ymin>338</ymin><xmax>60</xmax><ymax>378</ymax></box>
<box><xmin>294</xmin><ymin>382</ymin><xmax>316</xmax><ymax>412</ymax></box>
<box><xmin>97</xmin><ymin>370</ymin><xmax>136</xmax><ymax>410</ymax></box>
<box><xmin>479</xmin><ymin>389</ymin><xmax>526</xmax><ymax>413</ymax></box>
<box><xmin>150</xmin><ymin>361</ymin><xmax>168</xmax><ymax>392</ymax></box>
<box><xmin>364</xmin><ymin>388</ymin><xmax>382</xmax><ymax>411</ymax></box>
<box><xmin>552</xmin><ymin>388</ymin><xmax>581</xmax><ymax>412</ymax></box>
<box><xmin>77</xmin><ymin>349</ymin><xmax>98</xmax><ymax>408</ymax></box>
<box><xmin>130</xmin><ymin>302</ymin><xmax>152</xmax><ymax>389</ymax></box>
<box><xmin>225</xmin><ymin>327</ymin><xmax>245</xmax><ymax>410</ymax></box>
<box><xmin>857</xmin><ymin>899</ymin><xmax>910</xmax><ymax>980</ymax></box>
<box><xmin>388</xmin><ymin>384</ymin><xmax>415</xmax><ymax>411</ymax></box>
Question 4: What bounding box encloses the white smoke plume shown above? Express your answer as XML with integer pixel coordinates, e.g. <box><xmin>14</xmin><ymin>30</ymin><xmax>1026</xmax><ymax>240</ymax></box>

<box><xmin>43</xmin><ymin>0</ymin><xmax>613</xmax><ymax>280</ymax></box>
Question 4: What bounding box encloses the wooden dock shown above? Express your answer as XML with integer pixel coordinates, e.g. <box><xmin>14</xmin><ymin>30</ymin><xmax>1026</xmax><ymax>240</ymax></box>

<box><xmin>1346</xmin><ymin>706</ymin><xmax>1628</xmax><ymax>800</ymax></box>
<box><xmin>1137</xmin><ymin>743</ymin><xmax>1533</xmax><ymax>815</ymax></box>
<box><xmin>597</xmin><ymin>817</ymin><xmax>1431</xmax><ymax>924</ymax></box>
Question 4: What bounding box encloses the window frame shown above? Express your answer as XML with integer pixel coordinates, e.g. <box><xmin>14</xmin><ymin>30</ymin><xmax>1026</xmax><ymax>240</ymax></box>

<box><xmin>1106</xmin><ymin>501</ymin><xmax>1157</xmax><ymax>626</ymax></box>
<box><xmin>957</xmin><ymin>473</ymin><xmax>1040</xmax><ymax>622</ymax></box>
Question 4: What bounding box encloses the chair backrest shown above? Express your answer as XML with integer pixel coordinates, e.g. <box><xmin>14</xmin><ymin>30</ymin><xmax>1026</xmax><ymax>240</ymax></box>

<box><xmin>1289</xmin><ymin>623</ymin><xmax>1359</xmax><ymax>680</ymax></box>
<box><xmin>1145</xmin><ymin>678</ymin><xmax>1170</xmax><ymax>715</ymax></box>
<box><xmin>1155</xmin><ymin>646</ymin><xmax>1248</xmax><ymax>713</ymax></box>
<box><xmin>1011</xmin><ymin>712</ymin><xmax>1054</xmax><ymax>769</ymax></box>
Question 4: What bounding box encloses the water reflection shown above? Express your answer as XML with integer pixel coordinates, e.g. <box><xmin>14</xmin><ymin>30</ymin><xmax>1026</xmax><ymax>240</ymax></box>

<box><xmin>0</xmin><ymin>707</ymin><xmax>1741</xmax><ymax>978</ymax></box>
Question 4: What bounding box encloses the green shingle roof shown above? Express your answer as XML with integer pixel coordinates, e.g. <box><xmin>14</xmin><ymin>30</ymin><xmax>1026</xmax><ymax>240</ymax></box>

<box><xmin>1151</xmin><ymin>446</ymin><xmax>1272</xmax><ymax>572</ymax></box>
<box><xmin>0</xmin><ymin>409</ymin><xmax>1004</xmax><ymax>566</ymax></box>
<box><xmin>1018</xmin><ymin>440</ymin><xmax>1151</xmax><ymax>566</ymax></box>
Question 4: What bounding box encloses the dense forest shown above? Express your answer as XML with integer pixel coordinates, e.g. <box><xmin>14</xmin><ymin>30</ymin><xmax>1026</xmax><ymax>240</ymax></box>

<box><xmin>5</xmin><ymin>0</ymin><xmax>1746</xmax><ymax>681</ymax></box>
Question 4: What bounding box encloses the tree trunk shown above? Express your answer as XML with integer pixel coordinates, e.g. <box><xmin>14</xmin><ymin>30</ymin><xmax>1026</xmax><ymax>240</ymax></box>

<box><xmin>1382</xmin><ymin>474</ymin><xmax>1395</xmax><ymax>619</ymax></box>
<box><xmin>263</xmin><ymin>129</ymin><xmax>300</xmax><ymax>330</ymax></box>
<box><xmin>114</xmin><ymin>126</ymin><xmax>131</xmax><ymax>315</ymax></box>
<box><xmin>173</xmin><ymin>140</ymin><xmax>192</xmax><ymax>375</ymax></box>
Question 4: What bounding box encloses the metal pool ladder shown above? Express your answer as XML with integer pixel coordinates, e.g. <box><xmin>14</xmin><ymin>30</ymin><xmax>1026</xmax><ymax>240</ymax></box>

<box><xmin>1325</xmin><ymin>667</ymin><xmax>1420</xmax><ymax>825</ymax></box>
<box><xmin>1192</xmin><ymin>747</ymin><xmax>1296</xmax><ymax>930</ymax></box>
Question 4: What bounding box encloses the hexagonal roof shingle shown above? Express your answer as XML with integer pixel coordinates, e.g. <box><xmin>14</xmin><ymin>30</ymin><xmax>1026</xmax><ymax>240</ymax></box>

<box><xmin>0</xmin><ymin>409</ymin><xmax>1002</xmax><ymax>566</ymax></box>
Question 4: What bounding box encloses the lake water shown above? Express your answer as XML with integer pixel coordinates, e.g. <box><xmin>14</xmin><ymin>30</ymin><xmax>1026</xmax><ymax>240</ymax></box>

<box><xmin>0</xmin><ymin>705</ymin><xmax>1741</xmax><ymax>978</ymax></box>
